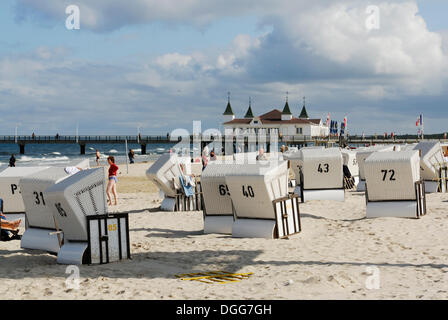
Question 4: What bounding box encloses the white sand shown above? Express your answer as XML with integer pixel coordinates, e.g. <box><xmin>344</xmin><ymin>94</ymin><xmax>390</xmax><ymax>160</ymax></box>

<box><xmin>1</xmin><ymin>163</ymin><xmax>448</xmax><ymax>299</ymax></box>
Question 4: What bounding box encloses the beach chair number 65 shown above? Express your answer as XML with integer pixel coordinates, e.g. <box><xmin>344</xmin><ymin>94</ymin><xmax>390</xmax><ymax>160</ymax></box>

<box><xmin>381</xmin><ymin>169</ymin><xmax>396</xmax><ymax>181</ymax></box>
<box><xmin>317</xmin><ymin>163</ymin><xmax>330</xmax><ymax>173</ymax></box>
<box><xmin>242</xmin><ymin>185</ymin><xmax>255</xmax><ymax>198</ymax></box>
<box><xmin>219</xmin><ymin>184</ymin><xmax>230</xmax><ymax>196</ymax></box>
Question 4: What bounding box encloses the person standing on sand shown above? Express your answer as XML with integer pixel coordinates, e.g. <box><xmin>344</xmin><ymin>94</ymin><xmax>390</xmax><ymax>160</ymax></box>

<box><xmin>201</xmin><ymin>147</ymin><xmax>209</xmax><ymax>171</ymax></box>
<box><xmin>128</xmin><ymin>149</ymin><xmax>135</xmax><ymax>164</ymax></box>
<box><xmin>106</xmin><ymin>156</ymin><xmax>119</xmax><ymax>206</ymax></box>
<box><xmin>95</xmin><ymin>150</ymin><xmax>101</xmax><ymax>166</ymax></box>
<box><xmin>9</xmin><ymin>154</ymin><xmax>16</xmax><ymax>167</ymax></box>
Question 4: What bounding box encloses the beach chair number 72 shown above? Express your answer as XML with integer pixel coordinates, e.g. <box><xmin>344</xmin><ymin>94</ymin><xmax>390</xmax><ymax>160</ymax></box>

<box><xmin>381</xmin><ymin>169</ymin><xmax>396</xmax><ymax>181</ymax></box>
<box><xmin>242</xmin><ymin>185</ymin><xmax>255</xmax><ymax>198</ymax></box>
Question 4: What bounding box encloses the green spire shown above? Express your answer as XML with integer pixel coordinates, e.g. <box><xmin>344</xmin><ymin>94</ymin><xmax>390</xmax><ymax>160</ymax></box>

<box><xmin>299</xmin><ymin>96</ymin><xmax>309</xmax><ymax>119</ymax></box>
<box><xmin>223</xmin><ymin>102</ymin><xmax>234</xmax><ymax>115</ymax></box>
<box><xmin>282</xmin><ymin>91</ymin><xmax>292</xmax><ymax>115</ymax></box>
<box><xmin>282</xmin><ymin>101</ymin><xmax>292</xmax><ymax>115</ymax></box>
<box><xmin>244</xmin><ymin>97</ymin><xmax>254</xmax><ymax>118</ymax></box>
<box><xmin>223</xmin><ymin>92</ymin><xmax>234</xmax><ymax>115</ymax></box>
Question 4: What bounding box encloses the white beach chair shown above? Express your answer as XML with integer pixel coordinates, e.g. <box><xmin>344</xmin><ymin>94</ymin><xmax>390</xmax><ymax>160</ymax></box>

<box><xmin>412</xmin><ymin>141</ymin><xmax>447</xmax><ymax>193</ymax></box>
<box><xmin>341</xmin><ymin>149</ymin><xmax>359</xmax><ymax>189</ymax></box>
<box><xmin>225</xmin><ymin>161</ymin><xmax>301</xmax><ymax>239</ymax></box>
<box><xmin>356</xmin><ymin>145</ymin><xmax>396</xmax><ymax>191</ymax></box>
<box><xmin>0</xmin><ymin>166</ymin><xmax>49</xmax><ymax>214</ymax></box>
<box><xmin>295</xmin><ymin>148</ymin><xmax>345</xmax><ymax>202</ymax></box>
<box><xmin>364</xmin><ymin>151</ymin><xmax>426</xmax><ymax>218</ymax></box>
<box><xmin>146</xmin><ymin>153</ymin><xmax>182</xmax><ymax>211</ymax></box>
<box><xmin>201</xmin><ymin>163</ymin><xmax>236</xmax><ymax>234</ymax></box>
<box><xmin>233</xmin><ymin>152</ymin><xmax>258</xmax><ymax>164</ymax></box>
<box><xmin>146</xmin><ymin>153</ymin><xmax>203</xmax><ymax>211</ymax></box>
<box><xmin>284</xmin><ymin>146</ymin><xmax>325</xmax><ymax>187</ymax></box>
<box><xmin>45</xmin><ymin>168</ymin><xmax>130</xmax><ymax>264</ymax></box>
<box><xmin>19</xmin><ymin>167</ymin><xmax>74</xmax><ymax>253</ymax></box>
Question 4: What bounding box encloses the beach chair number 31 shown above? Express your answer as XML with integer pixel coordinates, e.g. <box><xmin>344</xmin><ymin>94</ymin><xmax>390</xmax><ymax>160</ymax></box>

<box><xmin>33</xmin><ymin>191</ymin><xmax>46</xmax><ymax>205</ymax></box>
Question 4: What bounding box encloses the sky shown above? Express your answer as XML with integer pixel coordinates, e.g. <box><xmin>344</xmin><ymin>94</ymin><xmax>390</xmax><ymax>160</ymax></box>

<box><xmin>0</xmin><ymin>0</ymin><xmax>447</xmax><ymax>135</ymax></box>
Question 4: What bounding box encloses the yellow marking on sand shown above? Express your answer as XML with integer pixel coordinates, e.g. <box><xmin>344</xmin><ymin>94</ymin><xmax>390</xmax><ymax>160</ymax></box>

<box><xmin>175</xmin><ymin>271</ymin><xmax>254</xmax><ymax>284</ymax></box>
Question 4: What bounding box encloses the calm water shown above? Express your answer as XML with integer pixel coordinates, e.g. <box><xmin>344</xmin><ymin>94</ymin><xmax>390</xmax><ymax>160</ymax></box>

<box><xmin>0</xmin><ymin>142</ymin><xmax>175</xmax><ymax>170</ymax></box>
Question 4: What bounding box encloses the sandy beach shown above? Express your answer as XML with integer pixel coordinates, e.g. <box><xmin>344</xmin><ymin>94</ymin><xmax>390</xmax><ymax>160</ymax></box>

<box><xmin>1</xmin><ymin>162</ymin><xmax>448</xmax><ymax>300</ymax></box>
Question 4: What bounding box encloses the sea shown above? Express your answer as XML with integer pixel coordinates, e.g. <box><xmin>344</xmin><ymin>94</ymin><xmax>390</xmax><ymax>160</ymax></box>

<box><xmin>0</xmin><ymin>142</ymin><xmax>176</xmax><ymax>170</ymax></box>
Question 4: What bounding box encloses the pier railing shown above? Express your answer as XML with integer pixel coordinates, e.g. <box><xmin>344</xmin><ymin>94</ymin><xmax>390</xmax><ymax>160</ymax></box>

<box><xmin>0</xmin><ymin>134</ymin><xmax>446</xmax><ymax>155</ymax></box>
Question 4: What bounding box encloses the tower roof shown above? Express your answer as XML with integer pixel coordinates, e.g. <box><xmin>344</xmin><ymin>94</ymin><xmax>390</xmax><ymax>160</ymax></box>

<box><xmin>282</xmin><ymin>101</ymin><xmax>292</xmax><ymax>115</ymax></box>
<box><xmin>244</xmin><ymin>105</ymin><xmax>254</xmax><ymax>118</ymax></box>
<box><xmin>223</xmin><ymin>102</ymin><xmax>234</xmax><ymax>115</ymax></box>
<box><xmin>223</xmin><ymin>92</ymin><xmax>234</xmax><ymax>115</ymax></box>
<box><xmin>244</xmin><ymin>97</ymin><xmax>254</xmax><ymax>118</ymax></box>
<box><xmin>299</xmin><ymin>96</ymin><xmax>309</xmax><ymax>119</ymax></box>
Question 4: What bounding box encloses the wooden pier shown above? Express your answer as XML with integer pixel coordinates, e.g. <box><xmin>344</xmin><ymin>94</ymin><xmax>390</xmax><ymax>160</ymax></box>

<box><xmin>0</xmin><ymin>134</ymin><xmax>446</xmax><ymax>155</ymax></box>
<box><xmin>0</xmin><ymin>135</ymin><xmax>173</xmax><ymax>154</ymax></box>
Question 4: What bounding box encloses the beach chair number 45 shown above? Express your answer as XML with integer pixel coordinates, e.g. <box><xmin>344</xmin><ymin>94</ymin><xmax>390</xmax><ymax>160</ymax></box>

<box><xmin>317</xmin><ymin>163</ymin><xmax>330</xmax><ymax>173</ymax></box>
<box><xmin>242</xmin><ymin>185</ymin><xmax>255</xmax><ymax>198</ymax></box>
<box><xmin>55</xmin><ymin>203</ymin><xmax>68</xmax><ymax>217</ymax></box>
<box><xmin>381</xmin><ymin>169</ymin><xmax>396</xmax><ymax>181</ymax></box>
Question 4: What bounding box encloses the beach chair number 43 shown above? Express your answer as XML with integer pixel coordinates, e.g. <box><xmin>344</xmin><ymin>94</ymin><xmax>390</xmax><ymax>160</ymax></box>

<box><xmin>381</xmin><ymin>169</ymin><xmax>396</xmax><ymax>181</ymax></box>
<box><xmin>242</xmin><ymin>185</ymin><xmax>255</xmax><ymax>198</ymax></box>
<box><xmin>317</xmin><ymin>163</ymin><xmax>330</xmax><ymax>173</ymax></box>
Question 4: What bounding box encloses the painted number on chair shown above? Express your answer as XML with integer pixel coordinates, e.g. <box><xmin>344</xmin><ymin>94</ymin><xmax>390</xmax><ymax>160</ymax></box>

<box><xmin>381</xmin><ymin>169</ymin><xmax>396</xmax><ymax>181</ymax></box>
<box><xmin>317</xmin><ymin>163</ymin><xmax>329</xmax><ymax>173</ymax></box>
<box><xmin>11</xmin><ymin>184</ymin><xmax>19</xmax><ymax>195</ymax></box>
<box><xmin>218</xmin><ymin>184</ymin><xmax>230</xmax><ymax>196</ymax></box>
<box><xmin>55</xmin><ymin>203</ymin><xmax>67</xmax><ymax>217</ymax></box>
<box><xmin>33</xmin><ymin>191</ymin><xmax>46</xmax><ymax>205</ymax></box>
<box><xmin>242</xmin><ymin>185</ymin><xmax>255</xmax><ymax>198</ymax></box>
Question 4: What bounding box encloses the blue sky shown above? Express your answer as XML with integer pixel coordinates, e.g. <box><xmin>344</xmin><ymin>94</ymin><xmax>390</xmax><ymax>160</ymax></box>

<box><xmin>0</xmin><ymin>0</ymin><xmax>447</xmax><ymax>135</ymax></box>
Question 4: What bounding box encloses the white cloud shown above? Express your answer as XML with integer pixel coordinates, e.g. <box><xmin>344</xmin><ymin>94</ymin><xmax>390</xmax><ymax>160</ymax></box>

<box><xmin>156</xmin><ymin>53</ymin><xmax>192</xmax><ymax>68</ymax></box>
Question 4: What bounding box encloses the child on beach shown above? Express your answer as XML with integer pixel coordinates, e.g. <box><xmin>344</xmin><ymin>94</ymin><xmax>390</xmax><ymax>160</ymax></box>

<box><xmin>96</xmin><ymin>150</ymin><xmax>101</xmax><ymax>166</ymax></box>
<box><xmin>106</xmin><ymin>156</ymin><xmax>119</xmax><ymax>206</ymax></box>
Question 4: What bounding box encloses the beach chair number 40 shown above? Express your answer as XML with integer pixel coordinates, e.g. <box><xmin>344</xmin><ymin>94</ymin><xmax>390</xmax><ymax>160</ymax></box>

<box><xmin>242</xmin><ymin>185</ymin><xmax>255</xmax><ymax>198</ymax></box>
<box><xmin>381</xmin><ymin>169</ymin><xmax>396</xmax><ymax>181</ymax></box>
<box><xmin>317</xmin><ymin>163</ymin><xmax>330</xmax><ymax>173</ymax></box>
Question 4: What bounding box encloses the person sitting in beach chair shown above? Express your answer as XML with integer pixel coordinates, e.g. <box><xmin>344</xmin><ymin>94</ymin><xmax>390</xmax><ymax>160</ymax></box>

<box><xmin>256</xmin><ymin>148</ymin><xmax>268</xmax><ymax>161</ymax></box>
<box><xmin>179</xmin><ymin>163</ymin><xmax>196</xmax><ymax>196</ymax></box>
<box><xmin>0</xmin><ymin>199</ymin><xmax>22</xmax><ymax>241</ymax></box>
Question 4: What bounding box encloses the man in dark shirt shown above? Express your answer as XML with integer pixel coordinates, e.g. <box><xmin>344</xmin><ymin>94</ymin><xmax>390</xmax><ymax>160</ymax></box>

<box><xmin>9</xmin><ymin>154</ymin><xmax>16</xmax><ymax>167</ymax></box>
